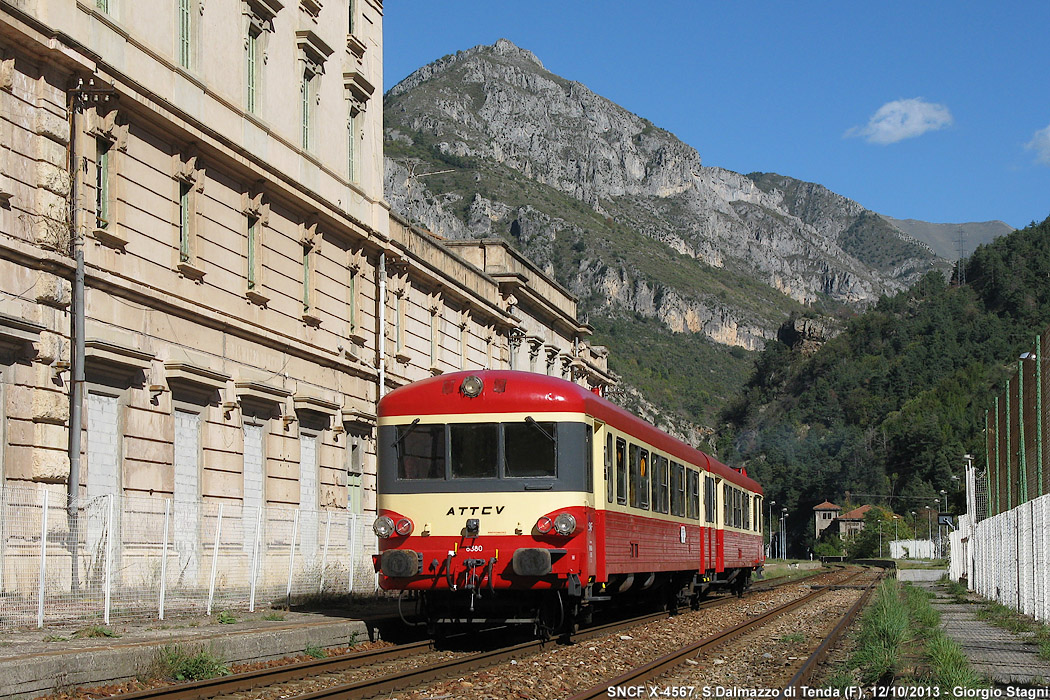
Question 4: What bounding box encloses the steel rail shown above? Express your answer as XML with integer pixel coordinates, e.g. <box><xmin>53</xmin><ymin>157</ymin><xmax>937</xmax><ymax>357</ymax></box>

<box><xmin>102</xmin><ymin>639</ymin><xmax>433</xmax><ymax>700</ymax></box>
<box><xmin>102</xmin><ymin>567</ymin><xmax>853</xmax><ymax>700</ymax></box>
<box><xmin>566</xmin><ymin>569</ymin><xmax>866</xmax><ymax>700</ymax></box>
<box><xmin>774</xmin><ymin>570</ymin><xmax>884</xmax><ymax>697</ymax></box>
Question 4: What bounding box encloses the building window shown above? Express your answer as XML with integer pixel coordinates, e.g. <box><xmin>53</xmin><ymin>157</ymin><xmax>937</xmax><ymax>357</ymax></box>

<box><xmin>173</xmin><ymin>152</ymin><xmax>204</xmax><ymax>278</ymax></box>
<box><xmin>96</xmin><ymin>0</ymin><xmax>109</xmax><ymax>13</ymax></box>
<box><xmin>347</xmin><ymin>0</ymin><xmax>356</xmax><ymax>35</ymax></box>
<box><xmin>347</xmin><ymin>109</ymin><xmax>358</xmax><ymax>182</ymax></box>
<box><xmin>347</xmin><ymin>436</ymin><xmax>363</xmax><ymax>514</ymax></box>
<box><xmin>296</xmin><ymin>30</ymin><xmax>333</xmax><ymax>151</ymax></box>
<box><xmin>347</xmin><ymin>266</ymin><xmax>358</xmax><ymax>335</ymax></box>
<box><xmin>178</xmin><ymin>181</ymin><xmax>191</xmax><ymax>262</ymax></box>
<box><xmin>395</xmin><ymin>292</ymin><xmax>406</xmax><ymax>353</ymax></box>
<box><xmin>459</xmin><ymin>321</ymin><xmax>467</xmax><ymax>371</ymax></box>
<box><xmin>242</xmin><ymin>190</ymin><xmax>269</xmax><ymax>303</ymax></box>
<box><xmin>177</xmin><ymin>0</ymin><xmax>192</xmax><ymax>69</ymax></box>
<box><xmin>246</xmin><ymin>215</ymin><xmax>259</xmax><ymax>290</ymax></box>
<box><xmin>95</xmin><ymin>138</ymin><xmax>110</xmax><ymax>229</ymax></box>
<box><xmin>299</xmin><ymin>429</ymin><xmax>319</xmax><ymax>557</ymax></box>
<box><xmin>246</xmin><ymin>29</ymin><xmax>259</xmax><ymax>113</ymax></box>
<box><xmin>428</xmin><ymin>305</ymin><xmax>440</xmax><ymax>370</ymax></box>
<box><xmin>301</xmin><ymin>66</ymin><xmax>316</xmax><ymax>150</ymax></box>
<box><xmin>302</xmin><ymin>242</ymin><xmax>312</xmax><ymax>313</ymax></box>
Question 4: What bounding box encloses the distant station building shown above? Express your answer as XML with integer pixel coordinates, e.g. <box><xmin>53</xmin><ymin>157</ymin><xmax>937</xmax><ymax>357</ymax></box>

<box><xmin>813</xmin><ymin>500</ymin><xmax>840</xmax><ymax>539</ymax></box>
<box><xmin>834</xmin><ymin>504</ymin><xmax>874</xmax><ymax>539</ymax></box>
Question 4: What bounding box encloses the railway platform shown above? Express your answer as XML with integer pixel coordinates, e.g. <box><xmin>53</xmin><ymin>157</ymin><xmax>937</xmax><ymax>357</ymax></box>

<box><xmin>908</xmin><ymin>576</ymin><xmax>1050</xmax><ymax>686</ymax></box>
<box><xmin>0</xmin><ymin>601</ymin><xmax>400</xmax><ymax>700</ymax></box>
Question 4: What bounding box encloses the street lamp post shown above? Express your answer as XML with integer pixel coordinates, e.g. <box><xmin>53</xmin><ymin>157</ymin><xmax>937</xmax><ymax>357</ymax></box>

<box><xmin>891</xmin><ymin>515</ymin><xmax>900</xmax><ymax>559</ymax></box>
<box><xmin>767</xmin><ymin>500</ymin><xmax>776</xmax><ymax>559</ymax></box>
<box><xmin>939</xmin><ymin>489</ymin><xmax>947</xmax><ymax>558</ymax></box>
<box><xmin>781</xmin><ymin>507</ymin><xmax>788</xmax><ymax>560</ymax></box>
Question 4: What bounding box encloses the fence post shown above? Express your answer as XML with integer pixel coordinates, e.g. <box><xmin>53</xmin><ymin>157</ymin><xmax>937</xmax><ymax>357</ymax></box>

<box><xmin>206</xmin><ymin>503</ymin><xmax>223</xmax><ymax>616</ymax></box>
<box><xmin>104</xmin><ymin>494</ymin><xmax>114</xmax><ymax>625</ymax></box>
<box><xmin>37</xmin><ymin>489</ymin><xmax>49</xmax><ymax>629</ymax></box>
<box><xmin>1007</xmin><ymin>378</ymin><xmax>1013</xmax><ymax>511</ymax></box>
<box><xmin>160</xmin><ymin>498</ymin><xmax>170</xmax><ymax>620</ymax></box>
<box><xmin>286</xmin><ymin>509</ymin><xmax>299</xmax><ymax>607</ymax></box>
<box><xmin>248</xmin><ymin>506</ymin><xmax>262</xmax><ymax>612</ymax></box>
<box><xmin>994</xmin><ymin>398</ymin><xmax>1001</xmax><ymax>516</ymax></box>
<box><xmin>1037</xmin><ymin>334</ymin><xmax>1044</xmax><ymax>498</ymax></box>
<box><xmin>1019</xmin><ymin>360</ymin><xmax>1028</xmax><ymax>504</ymax></box>
<box><xmin>348</xmin><ymin>512</ymin><xmax>357</xmax><ymax>595</ymax></box>
<box><xmin>319</xmin><ymin>510</ymin><xmax>331</xmax><ymax>595</ymax></box>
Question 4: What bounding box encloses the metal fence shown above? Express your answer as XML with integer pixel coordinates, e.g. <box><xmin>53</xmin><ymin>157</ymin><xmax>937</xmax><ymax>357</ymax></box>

<box><xmin>982</xmin><ymin>332</ymin><xmax>1050</xmax><ymax>519</ymax></box>
<box><xmin>0</xmin><ymin>485</ymin><xmax>378</xmax><ymax>631</ymax></box>
<box><xmin>952</xmin><ymin>493</ymin><xmax>1050</xmax><ymax>622</ymax></box>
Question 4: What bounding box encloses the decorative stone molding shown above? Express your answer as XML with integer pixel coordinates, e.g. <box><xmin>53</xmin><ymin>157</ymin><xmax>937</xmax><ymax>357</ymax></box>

<box><xmin>295</xmin><ymin>28</ymin><xmax>333</xmax><ymax>75</ymax></box>
<box><xmin>0</xmin><ymin>57</ymin><xmax>14</xmax><ymax>92</ymax></box>
<box><xmin>299</xmin><ymin>0</ymin><xmax>322</xmax><ymax>23</ymax></box>
<box><xmin>342</xmin><ymin>70</ymin><xmax>374</xmax><ymax>113</ymax></box>
<box><xmin>299</xmin><ymin>217</ymin><xmax>319</xmax><ymax>246</ymax></box>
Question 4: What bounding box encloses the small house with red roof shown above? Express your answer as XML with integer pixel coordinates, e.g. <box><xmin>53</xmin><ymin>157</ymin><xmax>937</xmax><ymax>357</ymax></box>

<box><xmin>835</xmin><ymin>504</ymin><xmax>874</xmax><ymax>539</ymax></box>
<box><xmin>813</xmin><ymin>501</ymin><xmax>841</xmax><ymax>539</ymax></box>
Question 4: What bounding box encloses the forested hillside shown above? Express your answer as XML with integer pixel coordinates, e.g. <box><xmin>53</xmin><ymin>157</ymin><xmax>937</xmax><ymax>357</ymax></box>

<box><xmin>719</xmin><ymin>216</ymin><xmax>1050</xmax><ymax>554</ymax></box>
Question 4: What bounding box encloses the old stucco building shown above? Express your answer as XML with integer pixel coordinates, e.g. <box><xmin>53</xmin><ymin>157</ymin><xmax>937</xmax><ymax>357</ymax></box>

<box><xmin>0</xmin><ymin>1</ymin><xmax>613</xmax><ymax>623</ymax></box>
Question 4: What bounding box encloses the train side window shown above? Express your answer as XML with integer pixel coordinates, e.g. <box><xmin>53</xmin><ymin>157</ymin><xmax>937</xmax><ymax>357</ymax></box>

<box><xmin>585</xmin><ymin>423</ymin><xmax>593</xmax><ymax>492</ymax></box>
<box><xmin>654</xmin><ymin>455</ymin><xmax>669</xmax><ymax>514</ymax></box>
<box><xmin>687</xmin><ymin>469</ymin><xmax>700</xmax><ymax>519</ymax></box>
<box><xmin>743</xmin><ymin>494</ymin><xmax>751</xmax><ymax>530</ymax></box>
<box><xmin>504</xmin><ymin>421</ymin><xmax>556</xmax><ymax>477</ymax></box>
<box><xmin>734</xmin><ymin>489</ymin><xmax>743</xmax><ymax>528</ymax></box>
<box><xmin>670</xmin><ymin>461</ymin><xmax>685</xmax><ymax>517</ymax></box>
<box><xmin>396</xmin><ymin>423</ymin><xmax>446</xmax><ymax>480</ymax></box>
<box><xmin>704</xmin><ymin>475</ymin><xmax>715</xmax><ymax>522</ymax></box>
<box><xmin>723</xmin><ymin>483</ymin><xmax>731</xmax><ymax>525</ymax></box>
<box><xmin>629</xmin><ymin>444</ymin><xmax>650</xmax><ymax>509</ymax></box>
<box><xmin>450</xmin><ymin>423</ymin><xmax>499</xmax><ymax>479</ymax></box>
<box><xmin>615</xmin><ymin>438</ymin><xmax>627</xmax><ymax>505</ymax></box>
<box><xmin>605</xmin><ymin>433</ymin><xmax>614</xmax><ymax>504</ymax></box>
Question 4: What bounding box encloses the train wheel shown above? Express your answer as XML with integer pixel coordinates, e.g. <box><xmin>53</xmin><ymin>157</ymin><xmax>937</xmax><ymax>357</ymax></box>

<box><xmin>535</xmin><ymin>591</ymin><xmax>565</xmax><ymax>639</ymax></box>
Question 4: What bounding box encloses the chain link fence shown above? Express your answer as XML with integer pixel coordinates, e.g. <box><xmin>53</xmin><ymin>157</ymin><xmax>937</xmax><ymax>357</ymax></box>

<box><xmin>0</xmin><ymin>485</ymin><xmax>378</xmax><ymax>631</ymax></box>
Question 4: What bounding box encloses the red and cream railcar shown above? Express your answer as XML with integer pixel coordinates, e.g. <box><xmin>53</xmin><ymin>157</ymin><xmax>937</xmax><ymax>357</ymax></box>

<box><xmin>372</xmin><ymin>370</ymin><xmax>764</xmax><ymax>634</ymax></box>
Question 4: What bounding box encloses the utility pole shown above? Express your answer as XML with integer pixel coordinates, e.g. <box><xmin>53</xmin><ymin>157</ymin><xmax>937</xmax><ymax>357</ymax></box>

<box><xmin>66</xmin><ymin>76</ymin><xmax>115</xmax><ymax>591</ymax></box>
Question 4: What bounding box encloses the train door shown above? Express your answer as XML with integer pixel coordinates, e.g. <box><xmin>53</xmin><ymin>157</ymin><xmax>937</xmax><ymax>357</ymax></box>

<box><xmin>703</xmin><ymin>474</ymin><xmax>717</xmax><ymax>571</ymax></box>
<box><xmin>587</xmin><ymin>419</ymin><xmax>603</xmax><ymax>579</ymax></box>
<box><xmin>712</xmin><ymin>477</ymin><xmax>724</xmax><ymax>572</ymax></box>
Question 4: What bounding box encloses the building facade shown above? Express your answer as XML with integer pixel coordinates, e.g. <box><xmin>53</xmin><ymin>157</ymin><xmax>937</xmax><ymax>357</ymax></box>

<box><xmin>0</xmin><ymin>0</ymin><xmax>613</xmax><ymax>619</ymax></box>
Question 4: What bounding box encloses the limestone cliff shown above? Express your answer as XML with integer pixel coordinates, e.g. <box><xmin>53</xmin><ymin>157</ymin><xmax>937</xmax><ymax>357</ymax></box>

<box><xmin>385</xmin><ymin>39</ymin><xmax>948</xmax><ymax>353</ymax></box>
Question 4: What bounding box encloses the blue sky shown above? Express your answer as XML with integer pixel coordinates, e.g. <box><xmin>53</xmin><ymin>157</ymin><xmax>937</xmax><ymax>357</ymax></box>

<box><xmin>383</xmin><ymin>2</ymin><xmax>1050</xmax><ymax>232</ymax></box>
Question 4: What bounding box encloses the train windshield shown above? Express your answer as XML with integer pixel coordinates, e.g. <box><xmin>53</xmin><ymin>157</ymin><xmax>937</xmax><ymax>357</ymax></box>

<box><xmin>393</xmin><ymin>419</ymin><xmax>559</xmax><ymax>480</ymax></box>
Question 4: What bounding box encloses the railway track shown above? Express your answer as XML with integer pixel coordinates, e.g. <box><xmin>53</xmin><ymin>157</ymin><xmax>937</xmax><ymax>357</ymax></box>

<box><xmin>575</xmin><ymin>566</ymin><xmax>886</xmax><ymax>696</ymax></box>
<box><xmin>96</xmin><ymin>567</ymin><xmax>861</xmax><ymax>700</ymax></box>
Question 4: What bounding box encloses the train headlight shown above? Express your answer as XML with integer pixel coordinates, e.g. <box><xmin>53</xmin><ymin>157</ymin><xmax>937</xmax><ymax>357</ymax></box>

<box><xmin>553</xmin><ymin>513</ymin><xmax>577</xmax><ymax>536</ymax></box>
<box><xmin>373</xmin><ymin>515</ymin><xmax>395</xmax><ymax>538</ymax></box>
<box><xmin>535</xmin><ymin>515</ymin><xmax>554</xmax><ymax>534</ymax></box>
<box><xmin>460</xmin><ymin>375</ymin><xmax>484</xmax><ymax>398</ymax></box>
<box><xmin>395</xmin><ymin>518</ymin><xmax>414</xmax><ymax>536</ymax></box>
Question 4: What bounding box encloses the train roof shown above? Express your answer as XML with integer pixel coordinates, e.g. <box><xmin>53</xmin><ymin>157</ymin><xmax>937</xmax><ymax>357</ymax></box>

<box><xmin>379</xmin><ymin>370</ymin><xmax>762</xmax><ymax>493</ymax></box>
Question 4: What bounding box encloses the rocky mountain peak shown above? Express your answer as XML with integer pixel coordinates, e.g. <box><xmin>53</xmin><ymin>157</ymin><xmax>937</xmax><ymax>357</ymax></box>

<box><xmin>384</xmin><ymin>40</ymin><xmax>950</xmax><ymax>352</ymax></box>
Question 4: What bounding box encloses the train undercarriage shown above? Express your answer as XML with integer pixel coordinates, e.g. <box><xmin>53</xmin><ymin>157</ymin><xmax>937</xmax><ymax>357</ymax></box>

<box><xmin>398</xmin><ymin>567</ymin><xmax>757</xmax><ymax>638</ymax></box>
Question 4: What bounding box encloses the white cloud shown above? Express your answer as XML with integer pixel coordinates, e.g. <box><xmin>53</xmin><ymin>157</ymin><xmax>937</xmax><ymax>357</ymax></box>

<box><xmin>1025</xmin><ymin>124</ymin><xmax>1050</xmax><ymax>165</ymax></box>
<box><xmin>846</xmin><ymin>98</ymin><xmax>953</xmax><ymax>145</ymax></box>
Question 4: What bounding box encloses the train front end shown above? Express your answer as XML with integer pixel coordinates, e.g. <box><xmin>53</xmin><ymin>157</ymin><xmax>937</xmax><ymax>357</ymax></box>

<box><xmin>373</xmin><ymin>371</ymin><xmax>594</xmax><ymax>634</ymax></box>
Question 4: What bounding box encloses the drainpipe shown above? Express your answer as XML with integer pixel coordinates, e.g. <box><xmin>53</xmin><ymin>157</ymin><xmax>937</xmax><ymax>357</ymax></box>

<box><xmin>377</xmin><ymin>252</ymin><xmax>386</xmax><ymax>400</ymax></box>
